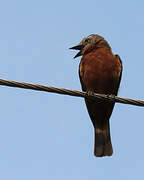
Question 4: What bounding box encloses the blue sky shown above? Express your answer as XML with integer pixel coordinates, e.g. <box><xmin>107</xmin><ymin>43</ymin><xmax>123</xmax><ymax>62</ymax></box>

<box><xmin>0</xmin><ymin>0</ymin><xmax>144</xmax><ymax>179</ymax></box>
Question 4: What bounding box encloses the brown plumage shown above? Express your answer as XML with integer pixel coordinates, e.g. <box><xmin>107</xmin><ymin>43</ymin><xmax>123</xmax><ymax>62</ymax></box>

<box><xmin>70</xmin><ymin>34</ymin><xmax>122</xmax><ymax>157</ymax></box>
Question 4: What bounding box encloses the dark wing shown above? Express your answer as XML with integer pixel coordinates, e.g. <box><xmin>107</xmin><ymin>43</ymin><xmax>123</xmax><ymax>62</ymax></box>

<box><xmin>114</xmin><ymin>54</ymin><xmax>123</xmax><ymax>94</ymax></box>
<box><xmin>78</xmin><ymin>61</ymin><xmax>86</xmax><ymax>91</ymax></box>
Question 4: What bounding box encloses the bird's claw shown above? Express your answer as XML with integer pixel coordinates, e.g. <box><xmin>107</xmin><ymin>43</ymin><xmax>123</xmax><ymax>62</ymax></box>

<box><xmin>106</xmin><ymin>94</ymin><xmax>115</xmax><ymax>102</ymax></box>
<box><xmin>86</xmin><ymin>91</ymin><xmax>95</xmax><ymax>97</ymax></box>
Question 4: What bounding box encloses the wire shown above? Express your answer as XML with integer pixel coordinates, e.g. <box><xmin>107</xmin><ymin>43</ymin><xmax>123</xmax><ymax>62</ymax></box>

<box><xmin>0</xmin><ymin>78</ymin><xmax>143</xmax><ymax>107</ymax></box>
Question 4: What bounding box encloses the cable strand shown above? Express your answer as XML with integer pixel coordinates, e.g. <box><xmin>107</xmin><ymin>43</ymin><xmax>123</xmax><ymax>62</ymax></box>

<box><xmin>0</xmin><ymin>78</ymin><xmax>144</xmax><ymax>107</ymax></box>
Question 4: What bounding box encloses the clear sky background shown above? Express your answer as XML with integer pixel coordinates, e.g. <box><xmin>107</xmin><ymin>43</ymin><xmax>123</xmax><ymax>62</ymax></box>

<box><xmin>0</xmin><ymin>0</ymin><xmax>144</xmax><ymax>179</ymax></box>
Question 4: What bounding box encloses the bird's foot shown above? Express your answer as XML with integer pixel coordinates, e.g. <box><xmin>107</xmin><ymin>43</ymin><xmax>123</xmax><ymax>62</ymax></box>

<box><xmin>86</xmin><ymin>90</ymin><xmax>95</xmax><ymax>97</ymax></box>
<box><xmin>106</xmin><ymin>94</ymin><xmax>116</xmax><ymax>102</ymax></box>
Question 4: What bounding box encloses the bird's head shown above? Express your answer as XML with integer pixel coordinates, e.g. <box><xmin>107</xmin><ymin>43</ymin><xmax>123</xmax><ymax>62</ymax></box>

<box><xmin>70</xmin><ymin>34</ymin><xmax>111</xmax><ymax>58</ymax></box>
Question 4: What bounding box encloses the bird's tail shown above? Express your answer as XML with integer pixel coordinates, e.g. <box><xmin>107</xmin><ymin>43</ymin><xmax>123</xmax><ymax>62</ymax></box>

<box><xmin>94</xmin><ymin>121</ymin><xmax>113</xmax><ymax>157</ymax></box>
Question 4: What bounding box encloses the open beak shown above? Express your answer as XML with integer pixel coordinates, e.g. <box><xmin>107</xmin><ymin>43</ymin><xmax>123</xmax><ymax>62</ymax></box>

<box><xmin>69</xmin><ymin>44</ymin><xmax>84</xmax><ymax>58</ymax></box>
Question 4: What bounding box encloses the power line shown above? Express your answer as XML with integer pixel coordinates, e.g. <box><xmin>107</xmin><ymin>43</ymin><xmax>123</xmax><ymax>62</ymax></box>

<box><xmin>0</xmin><ymin>78</ymin><xmax>143</xmax><ymax>107</ymax></box>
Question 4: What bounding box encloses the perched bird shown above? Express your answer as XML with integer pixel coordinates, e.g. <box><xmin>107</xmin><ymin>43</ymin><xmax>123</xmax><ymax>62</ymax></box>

<box><xmin>70</xmin><ymin>34</ymin><xmax>122</xmax><ymax>157</ymax></box>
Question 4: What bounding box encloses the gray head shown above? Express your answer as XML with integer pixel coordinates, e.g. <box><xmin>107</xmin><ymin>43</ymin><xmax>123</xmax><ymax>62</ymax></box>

<box><xmin>70</xmin><ymin>34</ymin><xmax>111</xmax><ymax>58</ymax></box>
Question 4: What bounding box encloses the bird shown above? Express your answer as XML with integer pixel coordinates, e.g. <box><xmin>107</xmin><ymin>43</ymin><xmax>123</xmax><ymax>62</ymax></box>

<box><xmin>70</xmin><ymin>34</ymin><xmax>122</xmax><ymax>157</ymax></box>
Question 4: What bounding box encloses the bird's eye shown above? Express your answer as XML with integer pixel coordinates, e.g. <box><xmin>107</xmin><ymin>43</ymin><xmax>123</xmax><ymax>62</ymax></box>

<box><xmin>85</xmin><ymin>39</ymin><xmax>90</xmax><ymax>44</ymax></box>
<box><xmin>85</xmin><ymin>39</ymin><xmax>90</xmax><ymax>43</ymax></box>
